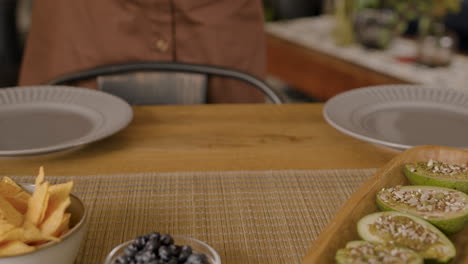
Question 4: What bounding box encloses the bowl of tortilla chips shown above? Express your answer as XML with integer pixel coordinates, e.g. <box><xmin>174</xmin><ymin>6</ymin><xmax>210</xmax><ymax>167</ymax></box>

<box><xmin>0</xmin><ymin>168</ymin><xmax>87</xmax><ymax>264</ymax></box>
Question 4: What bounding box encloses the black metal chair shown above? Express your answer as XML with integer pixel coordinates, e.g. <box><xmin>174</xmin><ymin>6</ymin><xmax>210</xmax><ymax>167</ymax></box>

<box><xmin>46</xmin><ymin>61</ymin><xmax>283</xmax><ymax>105</ymax></box>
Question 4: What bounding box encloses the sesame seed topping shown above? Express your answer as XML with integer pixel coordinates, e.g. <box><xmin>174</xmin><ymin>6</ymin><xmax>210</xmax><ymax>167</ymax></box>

<box><xmin>342</xmin><ymin>241</ymin><xmax>418</xmax><ymax>263</ymax></box>
<box><xmin>417</xmin><ymin>160</ymin><xmax>468</xmax><ymax>179</ymax></box>
<box><xmin>378</xmin><ymin>186</ymin><xmax>467</xmax><ymax>215</ymax></box>
<box><xmin>372</xmin><ymin>215</ymin><xmax>439</xmax><ymax>251</ymax></box>
<box><xmin>427</xmin><ymin>159</ymin><xmax>434</xmax><ymax>167</ymax></box>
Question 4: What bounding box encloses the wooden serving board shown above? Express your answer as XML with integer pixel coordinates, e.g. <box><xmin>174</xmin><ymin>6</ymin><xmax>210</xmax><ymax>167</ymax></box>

<box><xmin>303</xmin><ymin>145</ymin><xmax>468</xmax><ymax>263</ymax></box>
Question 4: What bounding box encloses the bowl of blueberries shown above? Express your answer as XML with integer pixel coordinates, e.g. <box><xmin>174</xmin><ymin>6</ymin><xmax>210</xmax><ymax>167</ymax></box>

<box><xmin>104</xmin><ymin>232</ymin><xmax>221</xmax><ymax>264</ymax></box>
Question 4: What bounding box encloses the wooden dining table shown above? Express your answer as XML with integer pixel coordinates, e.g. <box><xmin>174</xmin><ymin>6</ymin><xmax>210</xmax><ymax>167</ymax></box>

<box><xmin>0</xmin><ymin>103</ymin><xmax>400</xmax><ymax>264</ymax></box>
<box><xmin>0</xmin><ymin>103</ymin><xmax>397</xmax><ymax>175</ymax></box>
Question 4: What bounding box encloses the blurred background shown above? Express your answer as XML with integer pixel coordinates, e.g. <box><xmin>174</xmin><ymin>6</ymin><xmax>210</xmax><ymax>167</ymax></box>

<box><xmin>1</xmin><ymin>0</ymin><xmax>467</xmax><ymax>102</ymax></box>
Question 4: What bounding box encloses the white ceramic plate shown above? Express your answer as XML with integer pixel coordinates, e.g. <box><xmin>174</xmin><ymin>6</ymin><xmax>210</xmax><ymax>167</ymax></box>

<box><xmin>323</xmin><ymin>85</ymin><xmax>468</xmax><ymax>150</ymax></box>
<box><xmin>0</xmin><ymin>86</ymin><xmax>133</xmax><ymax>156</ymax></box>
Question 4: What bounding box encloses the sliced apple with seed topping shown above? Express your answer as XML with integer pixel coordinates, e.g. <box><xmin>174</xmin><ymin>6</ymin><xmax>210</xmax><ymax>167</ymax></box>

<box><xmin>335</xmin><ymin>240</ymin><xmax>423</xmax><ymax>264</ymax></box>
<box><xmin>376</xmin><ymin>185</ymin><xmax>468</xmax><ymax>235</ymax></box>
<box><xmin>358</xmin><ymin>212</ymin><xmax>456</xmax><ymax>264</ymax></box>
<box><xmin>404</xmin><ymin>160</ymin><xmax>468</xmax><ymax>194</ymax></box>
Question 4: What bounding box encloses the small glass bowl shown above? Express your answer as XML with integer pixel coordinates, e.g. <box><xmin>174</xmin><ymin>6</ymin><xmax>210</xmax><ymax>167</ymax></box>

<box><xmin>104</xmin><ymin>235</ymin><xmax>221</xmax><ymax>264</ymax></box>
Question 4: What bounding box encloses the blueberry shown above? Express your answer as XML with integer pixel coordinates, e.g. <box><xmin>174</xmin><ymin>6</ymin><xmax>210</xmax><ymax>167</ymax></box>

<box><xmin>144</xmin><ymin>238</ymin><xmax>161</xmax><ymax>253</ymax></box>
<box><xmin>135</xmin><ymin>250</ymin><xmax>156</xmax><ymax>263</ymax></box>
<box><xmin>160</xmin><ymin>234</ymin><xmax>174</xmax><ymax>246</ymax></box>
<box><xmin>134</xmin><ymin>236</ymin><xmax>148</xmax><ymax>250</ymax></box>
<box><xmin>115</xmin><ymin>255</ymin><xmax>132</xmax><ymax>264</ymax></box>
<box><xmin>166</xmin><ymin>257</ymin><xmax>178</xmax><ymax>264</ymax></box>
<box><xmin>158</xmin><ymin>245</ymin><xmax>172</xmax><ymax>260</ymax></box>
<box><xmin>169</xmin><ymin>245</ymin><xmax>181</xmax><ymax>256</ymax></box>
<box><xmin>184</xmin><ymin>254</ymin><xmax>209</xmax><ymax>264</ymax></box>
<box><xmin>147</xmin><ymin>232</ymin><xmax>161</xmax><ymax>241</ymax></box>
<box><xmin>178</xmin><ymin>245</ymin><xmax>192</xmax><ymax>262</ymax></box>
<box><xmin>124</xmin><ymin>244</ymin><xmax>139</xmax><ymax>257</ymax></box>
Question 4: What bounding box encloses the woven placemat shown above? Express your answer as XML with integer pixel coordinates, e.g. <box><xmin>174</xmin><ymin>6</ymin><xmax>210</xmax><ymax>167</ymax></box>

<box><xmin>9</xmin><ymin>169</ymin><xmax>377</xmax><ymax>264</ymax></box>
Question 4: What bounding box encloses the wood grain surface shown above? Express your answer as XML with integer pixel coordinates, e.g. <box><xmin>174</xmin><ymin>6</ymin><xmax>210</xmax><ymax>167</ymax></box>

<box><xmin>0</xmin><ymin>104</ymin><xmax>397</xmax><ymax>176</ymax></box>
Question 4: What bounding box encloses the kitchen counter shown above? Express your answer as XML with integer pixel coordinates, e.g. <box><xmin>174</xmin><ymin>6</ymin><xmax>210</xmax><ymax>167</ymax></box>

<box><xmin>266</xmin><ymin>16</ymin><xmax>468</xmax><ymax>100</ymax></box>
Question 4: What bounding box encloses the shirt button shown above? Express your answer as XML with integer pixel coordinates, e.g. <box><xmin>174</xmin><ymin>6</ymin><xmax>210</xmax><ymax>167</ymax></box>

<box><xmin>154</xmin><ymin>39</ymin><xmax>169</xmax><ymax>52</ymax></box>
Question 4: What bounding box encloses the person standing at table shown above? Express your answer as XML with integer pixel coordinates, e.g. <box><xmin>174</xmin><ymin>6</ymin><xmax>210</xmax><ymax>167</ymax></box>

<box><xmin>19</xmin><ymin>0</ymin><xmax>266</xmax><ymax>103</ymax></box>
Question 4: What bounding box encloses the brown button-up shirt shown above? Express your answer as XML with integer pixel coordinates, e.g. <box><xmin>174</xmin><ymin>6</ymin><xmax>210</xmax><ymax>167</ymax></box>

<box><xmin>19</xmin><ymin>0</ymin><xmax>266</xmax><ymax>103</ymax></box>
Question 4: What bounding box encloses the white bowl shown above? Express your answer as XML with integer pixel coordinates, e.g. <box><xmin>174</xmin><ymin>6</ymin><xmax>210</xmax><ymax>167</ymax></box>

<box><xmin>0</xmin><ymin>184</ymin><xmax>88</xmax><ymax>264</ymax></box>
<box><xmin>104</xmin><ymin>235</ymin><xmax>221</xmax><ymax>264</ymax></box>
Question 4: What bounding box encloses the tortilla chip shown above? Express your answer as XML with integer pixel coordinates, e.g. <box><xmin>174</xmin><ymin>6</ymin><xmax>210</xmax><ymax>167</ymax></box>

<box><xmin>40</xmin><ymin>197</ymin><xmax>71</xmax><ymax>237</ymax></box>
<box><xmin>47</xmin><ymin>182</ymin><xmax>73</xmax><ymax>199</ymax></box>
<box><xmin>0</xmin><ymin>220</ymin><xmax>58</xmax><ymax>245</ymax></box>
<box><xmin>0</xmin><ymin>177</ymin><xmax>31</xmax><ymax>214</ymax></box>
<box><xmin>4</xmin><ymin>192</ymin><xmax>30</xmax><ymax>215</ymax></box>
<box><xmin>25</xmin><ymin>181</ymin><xmax>50</xmax><ymax>226</ymax></box>
<box><xmin>44</xmin><ymin>181</ymin><xmax>73</xmax><ymax>221</ymax></box>
<box><xmin>53</xmin><ymin>213</ymin><xmax>71</xmax><ymax>237</ymax></box>
<box><xmin>0</xmin><ymin>241</ymin><xmax>35</xmax><ymax>257</ymax></box>
<box><xmin>0</xmin><ymin>227</ymin><xmax>23</xmax><ymax>243</ymax></box>
<box><xmin>0</xmin><ymin>219</ymin><xmax>17</xmax><ymax>238</ymax></box>
<box><xmin>0</xmin><ymin>196</ymin><xmax>23</xmax><ymax>227</ymax></box>
<box><xmin>22</xmin><ymin>221</ymin><xmax>58</xmax><ymax>244</ymax></box>
<box><xmin>0</xmin><ymin>177</ymin><xmax>23</xmax><ymax>195</ymax></box>
<box><xmin>35</xmin><ymin>167</ymin><xmax>45</xmax><ymax>186</ymax></box>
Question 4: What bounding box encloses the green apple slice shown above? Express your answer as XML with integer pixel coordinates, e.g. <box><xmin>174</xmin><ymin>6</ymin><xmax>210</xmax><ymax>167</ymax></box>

<box><xmin>376</xmin><ymin>185</ymin><xmax>468</xmax><ymax>235</ymax></box>
<box><xmin>335</xmin><ymin>240</ymin><xmax>423</xmax><ymax>264</ymax></box>
<box><xmin>357</xmin><ymin>211</ymin><xmax>456</xmax><ymax>264</ymax></box>
<box><xmin>404</xmin><ymin>160</ymin><xmax>468</xmax><ymax>194</ymax></box>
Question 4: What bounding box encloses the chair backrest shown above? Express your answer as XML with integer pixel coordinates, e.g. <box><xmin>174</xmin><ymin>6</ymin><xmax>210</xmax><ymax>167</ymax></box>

<box><xmin>46</xmin><ymin>62</ymin><xmax>283</xmax><ymax>105</ymax></box>
<box><xmin>97</xmin><ymin>72</ymin><xmax>207</xmax><ymax>105</ymax></box>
